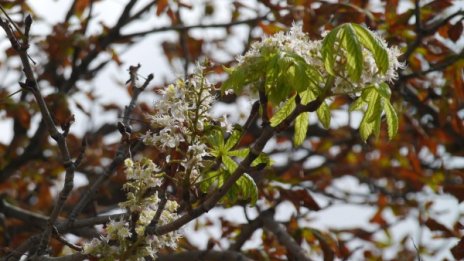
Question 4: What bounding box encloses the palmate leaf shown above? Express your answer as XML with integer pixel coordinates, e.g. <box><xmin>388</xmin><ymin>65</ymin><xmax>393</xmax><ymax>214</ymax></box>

<box><xmin>224</xmin><ymin>126</ymin><xmax>242</xmax><ymax>151</ymax></box>
<box><xmin>355</xmin><ymin>84</ymin><xmax>398</xmax><ymax>141</ymax></box>
<box><xmin>321</xmin><ymin>23</ymin><xmax>391</xmax><ymax>82</ymax></box>
<box><xmin>198</xmin><ymin>169</ymin><xmax>258</xmax><ymax>207</ymax></box>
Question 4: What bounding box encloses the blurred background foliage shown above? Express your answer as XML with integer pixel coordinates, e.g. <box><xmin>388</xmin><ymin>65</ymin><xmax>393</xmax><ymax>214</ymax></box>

<box><xmin>0</xmin><ymin>0</ymin><xmax>464</xmax><ymax>260</ymax></box>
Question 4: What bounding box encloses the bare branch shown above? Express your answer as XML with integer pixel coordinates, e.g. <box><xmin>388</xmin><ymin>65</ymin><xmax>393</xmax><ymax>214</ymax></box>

<box><xmin>158</xmin><ymin>250</ymin><xmax>254</xmax><ymax>261</ymax></box>
<box><xmin>120</xmin><ymin>13</ymin><xmax>271</xmax><ymax>39</ymax></box>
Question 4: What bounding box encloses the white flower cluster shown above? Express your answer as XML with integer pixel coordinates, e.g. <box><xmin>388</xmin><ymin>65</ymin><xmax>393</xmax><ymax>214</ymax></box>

<box><xmin>142</xmin><ymin>70</ymin><xmax>216</xmax><ymax>182</ymax></box>
<box><xmin>83</xmin><ymin>158</ymin><xmax>181</xmax><ymax>260</ymax></box>
<box><xmin>236</xmin><ymin>24</ymin><xmax>402</xmax><ymax>94</ymax></box>
<box><xmin>237</xmin><ymin>24</ymin><xmax>322</xmax><ymax>69</ymax></box>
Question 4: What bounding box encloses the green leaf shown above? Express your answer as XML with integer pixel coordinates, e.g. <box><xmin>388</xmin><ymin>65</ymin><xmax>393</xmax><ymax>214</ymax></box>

<box><xmin>351</xmin><ymin>23</ymin><xmax>389</xmax><ymax>74</ymax></box>
<box><xmin>208</xmin><ymin>129</ymin><xmax>225</xmax><ymax>157</ymax></box>
<box><xmin>236</xmin><ymin>173</ymin><xmax>258</xmax><ymax>206</ymax></box>
<box><xmin>321</xmin><ymin>27</ymin><xmax>340</xmax><ymax>76</ymax></box>
<box><xmin>317</xmin><ymin>102</ymin><xmax>331</xmax><ymax>129</ymax></box>
<box><xmin>251</xmin><ymin>153</ymin><xmax>271</xmax><ymax>167</ymax></box>
<box><xmin>384</xmin><ymin>100</ymin><xmax>398</xmax><ymax>139</ymax></box>
<box><xmin>341</xmin><ymin>24</ymin><xmax>363</xmax><ymax>82</ymax></box>
<box><xmin>222</xmin><ymin>155</ymin><xmax>238</xmax><ymax>173</ymax></box>
<box><xmin>359</xmin><ymin>115</ymin><xmax>374</xmax><ymax>141</ymax></box>
<box><xmin>270</xmin><ymin>95</ymin><xmax>296</xmax><ymax>127</ymax></box>
<box><xmin>198</xmin><ymin>170</ymin><xmax>223</xmax><ymax>193</ymax></box>
<box><xmin>299</xmin><ymin>89</ymin><xmax>316</xmax><ymax>105</ymax></box>
<box><xmin>224</xmin><ymin>127</ymin><xmax>242</xmax><ymax>151</ymax></box>
<box><xmin>228</xmin><ymin>148</ymin><xmax>250</xmax><ymax>158</ymax></box>
<box><xmin>364</xmin><ymin>88</ymin><xmax>381</xmax><ymax>123</ymax></box>
<box><xmin>377</xmin><ymin>82</ymin><xmax>392</xmax><ymax>99</ymax></box>
<box><xmin>373</xmin><ymin>114</ymin><xmax>381</xmax><ymax>138</ymax></box>
<box><xmin>294</xmin><ymin>112</ymin><xmax>309</xmax><ymax>146</ymax></box>
<box><xmin>349</xmin><ymin>97</ymin><xmax>366</xmax><ymax>111</ymax></box>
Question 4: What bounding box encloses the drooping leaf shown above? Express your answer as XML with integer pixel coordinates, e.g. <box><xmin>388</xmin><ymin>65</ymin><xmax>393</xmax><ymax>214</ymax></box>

<box><xmin>321</xmin><ymin>27</ymin><xmax>341</xmax><ymax>76</ymax></box>
<box><xmin>317</xmin><ymin>102</ymin><xmax>331</xmax><ymax>129</ymax></box>
<box><xmin>363</xmin><ymin>88</ymin><xmax>381</xmax><ymax>123</ymax></box>
<box><xmin>383</xmin><ymin>100</ymin><xmax>398</xmax><ymax>139</ymax></box>
<box><xmin>352</xmin><ymin>24</ymin><xmax>389</xmax><ymax>74</ymax></box>
<box><xmin>349</xmin><ymin>96</ymin><xmax>366</xmax><ymax>111</ymax></box>
<box><xmin>359</xmin><ymin>115</ymin><xmax>375</xmax><ymax>141</ymax></box>
<box><xmin>235</xmin><ymin>173</ymin><xmax>258</xmax><ymax>206</ymax></box>
<box><xmin>294</xmin><ymin>112</ymin><xmax>309</xmax><ymax>146</ymax></box>
<box><xmin>377</xmin><ymin>82</ymin><xmax>392</xmax><ymax>99</ymax></box>
<box><xmin>340</xmin><ymin>24</ymin><xmax>363</xmax><ymax>81</ymax></box>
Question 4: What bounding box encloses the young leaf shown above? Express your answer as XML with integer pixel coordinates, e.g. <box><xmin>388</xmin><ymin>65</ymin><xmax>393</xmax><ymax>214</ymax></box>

<box><xmin>251</xmin><ymin>153</ymin><xmax>271</xmax><ymax>167</ymax></box>
<box><xmin>363</xmin><ymin>89</ymin><xmax>381</xmax><ymax>123</ymax></box>
<box><xmin>317</xmin><ymin>102</ymin><xmax>331</xmax><ymax>129</ymax></box>
<box><xmin>294</xmin><ymin>112</ymin><xmax>309</xmax><ymax>146</ymax></box>
<box><xmin>341</xmin><ymin>24</ymin><xmax>363</xmax><ymax>82</ymax></box>
<box><xmin>208</xmin><ymin>129</ymin><xmax>225</xmax><ymax>157</ymax></box>
<box><xmin>383</xmin><ymin>101</ymin><xmax>398</xmax><ymax>139</ymax></box>
<box><xmin>351</xmin><ymin>24</ymin><xmax>389</xmax><ymax>74</ymax></box>
<box><xmin>377</xmin><ymin>82</ymin><xmax>392</xmax><ymax>99</ymax></box>
<box><xmin>349</xmin><ymin>97</ymin><xmax>366</xmax><ymax>111</ymax></box>
<box><xmin>359</xmin><ymin>115</ymin><xmax>375</xmax><ymax>141</ymax></box>
<box><xmin>224</xmin><ymin>127</ymin><xmax>242</xmax><ymax>151</ymax></box>
<box><xmin>270</xmin><ymin>95</ymin><xmax>296</xmax><ymax>127</ymax></box>
<box><xmin>321</xmin><ymin>27</ymin><xmax>341</xmax><ymax>76</ymax></box>
<box><xmin>236</xmin><ymin>173</ymin><xmax>258</xmax><ymax>206</ymax></box>
<box><xmin>222</xmin><ymin>155</ymin><xmax>238</xmax><ymax>173</ymax></box>
<box><xmin>228</xmin><ymin>148</ymin><xmax>250</xmax><ymax>158</ymax></box>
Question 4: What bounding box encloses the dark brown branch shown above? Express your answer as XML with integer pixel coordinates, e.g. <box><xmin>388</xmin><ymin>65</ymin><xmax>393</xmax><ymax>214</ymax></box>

<box><xmin>228</xmin><ymin>209</ymin><xmax>272</xmax><ymax>251</ymax></box>
<box><xmin>148</xmin><ymin>97</ymin><xmax>324</xmax><ymax>236</ymax></box>
<box><xmin>0</xmin><ymin>14</ymin><xmax>78</xmax><ymax>255</ymax></box>
<box><xmin>66</xmin><ymin>68</ymin><xmax>153</xmax><ymax>225</ymax></box>
<box><xmin>62</xmin><ymin>0</ymin><xmax>138</xmax><ymax>93</ymax></box>
<box><xmin>401</xmin><ymin>0</ymin><xmax>423</xmax><ymax>61</ymax></box>
<box><xmin>402</xmin><ymin>50</ymin><xmax>464</xmax><ymax>80</ymax></box>
<box><xmin>261</xmin><ymin>210</ymin><xmax>311</xmax><ymax>261</ymax></box>
<box><xmin>120</xmin><ymin>13</ymin><xmax>271</xmax><ymax>39</ymax></box>
<box><xmin>158</xmin><ymin>250</ymin><xmax>253</xmax><ymax>261</ymax></box>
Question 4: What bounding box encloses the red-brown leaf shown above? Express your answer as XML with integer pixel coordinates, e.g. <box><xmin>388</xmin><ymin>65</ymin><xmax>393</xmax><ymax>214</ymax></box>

<box><xmin>451</xmin><ymin>237</ymin><xmax>464</xmax><ymax>259</ymax></box>
<box><xmin>156</xmin><ymin>0</ymin><xmax>169</xmax><ymax>16</ymax></box>
<box><xmin>448</xmin><ymin>22</ymin><xmax>463</xmax><ymax>42</ymax></box>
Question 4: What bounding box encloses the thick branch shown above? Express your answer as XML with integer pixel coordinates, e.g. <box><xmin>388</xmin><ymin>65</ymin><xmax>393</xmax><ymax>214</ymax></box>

<box><xmin>158</xmin><ymin>250</ymin><xmax>253</xmax><ymax>261</ymax></box>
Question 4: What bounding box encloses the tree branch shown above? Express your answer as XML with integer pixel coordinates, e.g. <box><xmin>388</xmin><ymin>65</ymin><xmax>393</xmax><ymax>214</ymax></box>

<box><xmin>0</xmin><ymin>14</ymin><xmax>78</xmax><ymax>255</ymax></box>
<box><xmin>148</xmin><ymin>97</ymin><xmax>324</xmax><ymax>236</ymax></box>
<box><xmin>261</xmin><ymin>210</ymin><xmax>311</xmax><ymax>261</ymax></box>
<box><xmin>120</xmin><ymin>13</ymin><xmax>271</xmax><ymax>39</ymax></box>
<box><xmin>158</xmin><ymin>250</ymin><xmax>253</xmax><ymax>261</ymax></box>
